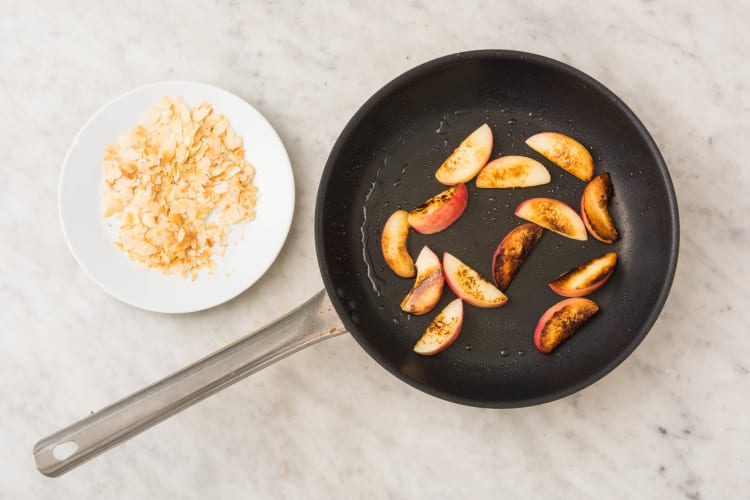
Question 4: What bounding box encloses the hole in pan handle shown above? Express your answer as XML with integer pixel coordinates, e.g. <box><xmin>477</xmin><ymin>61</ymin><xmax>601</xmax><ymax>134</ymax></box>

<box><xmin>32</xmin><ymin>290</ymin><xmax>346</xmax><ymax>478</ymax></box>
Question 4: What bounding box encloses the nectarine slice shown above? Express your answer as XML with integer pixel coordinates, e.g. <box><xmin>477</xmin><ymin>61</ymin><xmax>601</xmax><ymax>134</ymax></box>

<box><xmin>413</xmin><ymin>298</ymin><xmax>464</xmax><ymax>356</ymax></box>
<box><xmin>381</xmin><ymin>210</ymin><xmax>414</xmax><ymax>278</ymax></box>
<box><xmin>401</xmin><ymin>246</ymin><xmax>445</xmax><ymax>315</ymax></box>
<box><xmin>492</xmin><ymin>223</ymin><xmax>544</xmax><ymax>292</ymax></box>
<box><xmin>515</xmin><ymin>198</ymin><xmax>587</xmax><ymax>241</ymax></box>
<box><xmin>408</xmin><ymin>183</ymin><xmax>468</xmax><ymax>234</ymax></box>
<box><xmin>534</xmin><ymin>298</ymin><xmax>599</xmax><ymax>354</ymax></box>
<box><xmin>443</xmin><ymin>252</ymin><xmax>508</xmax><ymax>308</ymax></box>
<box><xmin>476</xmin><ymin>155</ymin><xmax>551</xmax><ymax>188</ymax></box>
<box><xmin>581</xmin><ymin>172</ymin><xmax>619</xmax><ymax>243</ymax></box>
<box><xmin>435</xmin><ymin>124</ymin><xmax>493</xmax><ymax>185</ymax></box>
<box><xmin>525</xmin><ymin>132</ymin><xmax>594</xmax><ymax>181</ymax></box>
<box><xmin>549</xmin><ymin>252</ymin><xmax>618</xmax><ymax>297</ymax></box>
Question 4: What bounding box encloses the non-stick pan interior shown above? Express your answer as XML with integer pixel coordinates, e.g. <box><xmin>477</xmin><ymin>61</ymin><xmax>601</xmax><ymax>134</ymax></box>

<box><xmin>316</xmin><ymin>51</ymin><xmax>678</xmax><ymax>407</ymax></box>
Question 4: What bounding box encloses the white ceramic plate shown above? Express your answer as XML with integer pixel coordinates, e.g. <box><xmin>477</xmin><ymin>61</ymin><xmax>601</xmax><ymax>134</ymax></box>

<box><xmin>59</xmin><ymin>81</ymin><xmax>295</xmax><ymax>313</ymax></box>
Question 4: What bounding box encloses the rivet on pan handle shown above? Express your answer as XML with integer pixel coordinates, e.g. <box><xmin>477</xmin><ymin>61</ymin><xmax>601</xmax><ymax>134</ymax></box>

<box><xmin>33</xmin><ymin>290</ymin><xmax>346</xmax><ymax>477</ymax></box>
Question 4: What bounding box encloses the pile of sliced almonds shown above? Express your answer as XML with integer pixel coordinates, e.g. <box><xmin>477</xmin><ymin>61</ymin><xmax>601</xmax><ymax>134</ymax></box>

<box><xmin>101</xmin><ymin>97</ymin><xmax>257</xmax><ymax>280</ymax></box>
<box><xmin>380</xmin><ymin>124</ymin><xmax>621</xmax><ymax>356</ymax></box>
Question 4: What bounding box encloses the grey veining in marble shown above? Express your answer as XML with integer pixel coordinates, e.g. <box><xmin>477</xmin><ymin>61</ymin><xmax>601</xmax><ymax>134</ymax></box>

<box><xmin>2</xmin><ymin>0</ymin><xmax>749</xmax><ymax>498</ymax></box>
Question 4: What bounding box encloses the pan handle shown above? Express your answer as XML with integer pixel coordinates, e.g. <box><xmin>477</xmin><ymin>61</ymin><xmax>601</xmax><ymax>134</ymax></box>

<box><xmin>33</xmin><ymin>290</ymin><xmax>346</xmax><ymax>477</ymax></box>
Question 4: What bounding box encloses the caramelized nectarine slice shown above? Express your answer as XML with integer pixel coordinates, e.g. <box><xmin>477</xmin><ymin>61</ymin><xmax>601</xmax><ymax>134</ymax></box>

<box><xmin>476</xmin><ymin>156</ymin><xmax>551</xmax><ymax>188</ymax></box>
<box><xmin>443</xmin><ymin>252</ymin><xmax>508</xmax><ymax>308</ymax></box>
<box><xmin>435</xmin><ymin>124</ymin><xmax>493</xmax><ymax>185</ymax></box>
<box><xmin>408</xmin><ymin>183</ymin><xmax>468</xmax><ymax>234</ymax></box>
<box><xmin>492</xmin><ymin>223</ymin><xmax>544</xmax><ymax>292</ymax></box>
<box><xmin>549</xmin><ymin>252</ymin><xmax>618</xmax><ymax>297</ymax></box>
<box><xmin>534</xmin><ymin>298</ymin><xmax>599</xmax><ymax>354</ymax></box>
<box><xmin>413</xmin><ymin>298</ymin><xmax>464</xmax><ymax>356</ymax></box>
<box><xmin>581</xmin><ymin>173</ymin><xmax>619</xmax><ymax>243</ymax></box>
<box><xmin>401</xmin><ymin>246</ymin><xmax>445</xmax><ymax>315</ymax></box>
<box><xmin>381</xmin><ymin>210</ymin><xmax>414</xmax><ymax>278</ymax></box>
<box><xmin>515</xmin><ymin>198</ymin><xmax>587</xmax><ymax>241</ymax></box>
<box><xmin>526</xmin><ymin>132</ymin><xmax>594</xmax><ymax>181</ymax></box>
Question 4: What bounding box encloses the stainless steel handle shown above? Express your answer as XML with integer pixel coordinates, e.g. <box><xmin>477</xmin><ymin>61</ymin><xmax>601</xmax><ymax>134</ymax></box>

<box><xmin>33</xmin><ymin>290</ymin><xmax>346</xmax><ymax>477</ymax></box>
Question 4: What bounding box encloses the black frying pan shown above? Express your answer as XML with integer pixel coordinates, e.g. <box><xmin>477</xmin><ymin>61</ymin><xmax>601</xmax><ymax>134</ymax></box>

<box><xmin>316</xmin><ymin>49</ymin><xmax>679</xmax><ymax>407</ymax></box>
<box><xmin>35</xmin><ymin>50</ymin><xmax>678</xmax><ymax>477</ymax></box>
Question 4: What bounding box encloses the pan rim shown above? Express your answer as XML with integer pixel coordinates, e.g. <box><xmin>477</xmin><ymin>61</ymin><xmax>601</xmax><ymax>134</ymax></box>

<box><xmin>315</xmin><ymin>49</ymin><xmax>680</xmax><ymax>408</ymax></box>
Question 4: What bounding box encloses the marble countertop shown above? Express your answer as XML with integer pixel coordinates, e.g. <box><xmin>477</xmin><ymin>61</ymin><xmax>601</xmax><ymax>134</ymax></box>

<box><xmin>3</xmin><ymin>0</ymin><xmax>749</xmax><ymax>498</ymax></box>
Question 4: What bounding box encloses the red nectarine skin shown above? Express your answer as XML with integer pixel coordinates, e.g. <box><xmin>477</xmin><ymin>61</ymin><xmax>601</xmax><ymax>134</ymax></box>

<box><xmin>549</xmin><ymin>252</ymin><xmax>618</xmax><ymax>297</ymax></box>
<box><xmin>534</xmin><ymin>298</ymin><xmax>599</xmax><ymax>354</ymax></box>
<box><xmin>408</xmin><ymin>183</ymin><xmax>468</xmax><ymax>234</ymax></box>
<box><xmin>581</xmin><ymin>173</ymin><xmax>619</xmax><ymax>243</ymax></box>
<box><xmin>492</xmin><ymin>223</ymin><xmax>544</xmax><ymax>291</ymax></box>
